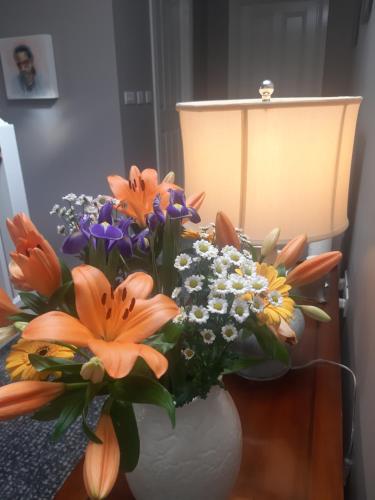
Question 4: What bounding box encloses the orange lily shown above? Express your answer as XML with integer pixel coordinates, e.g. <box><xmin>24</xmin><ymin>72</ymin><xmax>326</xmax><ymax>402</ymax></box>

<box><xmin>23</xmin><ymin>265</ymin><xmax>179</xmax><ymax>379</ymax></box>
<box><xmin>83</xmin><ymin>413</ymin><xmax>120</xmax><ymax>499</ymax></box>
<box><xmin>108</xmin><ymin>166</ymin><xmax>178</xmax><ymax>226</ymax></box>
<box><xmin>108</xmin><ymin>166</ymin><xmax>204</xmax><ymax>227</ymax></box>
<box><xmin>274</xmin><ymin>234</ymin><xmax>308</xmax><ymax>269</ymax></box>
<box><xmin>215</xmin><ymin>211</ymin><xmax>240</xmax><ymax>249</ymax></box>
<box><xmin>0</xmin><ymin>288</ymin><xmax>21</xmax><ymax>326</ymax></box>
<box><xmin>0</xmin><ymin>380</ymin><xmax>64</xmax><ymax>420</ymax></box>
<box><xmin>286</xmin><ymin>251</ymin><xmax>342</xmax><ymax>287</ymax></box>
<box><xmin>6</xmin><ymin>213</ymin><xmax>61</xmax><ymax>297</ymax></box>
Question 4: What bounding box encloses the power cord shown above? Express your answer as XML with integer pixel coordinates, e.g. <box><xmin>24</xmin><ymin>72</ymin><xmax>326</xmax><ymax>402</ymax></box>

<box><xmin>291</xmin><ymin>358</ymin><xmax>357</xmax><ymax>484</ymax></box>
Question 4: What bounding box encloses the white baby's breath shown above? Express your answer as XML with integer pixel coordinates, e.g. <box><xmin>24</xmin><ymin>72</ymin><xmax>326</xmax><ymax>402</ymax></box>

<box><xmin>62</xmin><ymin>193</ymin><xmax>77</xmax><ymax>202</ymax></box>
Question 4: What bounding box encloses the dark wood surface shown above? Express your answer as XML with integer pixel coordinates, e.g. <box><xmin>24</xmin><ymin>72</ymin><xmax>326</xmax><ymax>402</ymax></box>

<box><xmin>56</xmin><ymin>270</ymin><xmax>343</xmax><ymax>500</ymax></box>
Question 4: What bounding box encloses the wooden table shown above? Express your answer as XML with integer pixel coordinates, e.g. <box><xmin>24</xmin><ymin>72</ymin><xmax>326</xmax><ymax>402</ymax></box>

<box><xmin>56</xmin><ymin>270</ymin><xmax>343</xmax><ymax>500</ymax></box>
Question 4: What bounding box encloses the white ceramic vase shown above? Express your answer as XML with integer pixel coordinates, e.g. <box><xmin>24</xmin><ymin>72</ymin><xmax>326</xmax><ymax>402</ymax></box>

<box><xmin>126</xmin><ymin>386</ymin><xmax>243</xmax><ymax>500</ymax></box>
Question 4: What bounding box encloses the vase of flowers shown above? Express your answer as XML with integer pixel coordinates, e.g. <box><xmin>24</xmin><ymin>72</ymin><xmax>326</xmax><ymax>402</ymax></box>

<box><xmin>0</xmin><ymin>166</ymin><xmax>341</xmax><ymax>499</ymax></box>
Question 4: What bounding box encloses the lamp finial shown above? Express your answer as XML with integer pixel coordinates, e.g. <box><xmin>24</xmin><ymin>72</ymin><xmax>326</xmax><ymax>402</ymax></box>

<box><xmin>259</xmin><ymin>80</ymin><xmax>274</xmax><ymax>102</ymax></box>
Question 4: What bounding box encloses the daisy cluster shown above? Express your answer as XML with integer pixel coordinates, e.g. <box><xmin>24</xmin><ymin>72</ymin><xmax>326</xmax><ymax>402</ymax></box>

<box><xmin>50</xmin><ymin>193</ymin><xmax>118</xmax><ymax>235</ymax></box>
<box><xmin>173</xmin><ymin>240</ymin><xmax>282</xmax><ymax>361</ymax></box>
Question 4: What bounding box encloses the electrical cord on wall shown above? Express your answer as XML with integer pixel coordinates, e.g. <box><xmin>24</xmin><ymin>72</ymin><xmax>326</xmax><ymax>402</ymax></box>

<box><xmin>290</xmin><ymin>359</ymin><xmax>357</xmax><ymax>484</ymax></box>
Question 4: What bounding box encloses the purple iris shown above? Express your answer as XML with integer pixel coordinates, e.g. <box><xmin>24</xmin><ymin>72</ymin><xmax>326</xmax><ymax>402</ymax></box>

<box><xmin>166</xmin><ymin>189</ymin><xmax>200</xmax><ymax>223</ymax></box>
<box><xmin>147</xmin><ymin>194</ymin><xmax>166</xmax><ymax>230</ymax></box>
<box><xmin>116</xmin><ymin>218</ymin><xmax>134</xmax><ymax>258</ymax></box>
<box><xmin>133</xmin><ymin>228</ymin><xmax>151</xmax><ymax>253</ymax></box>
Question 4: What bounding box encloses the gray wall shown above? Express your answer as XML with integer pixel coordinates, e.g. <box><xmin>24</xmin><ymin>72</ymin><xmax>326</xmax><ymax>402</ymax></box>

<box><xmin>344</xmin><ymin>9</ymin><xmax>375</xmax><ymax>500</ymax></box>
<box><xmin>0</xmin><ymin>0</ymin><xmax>125</xmax><ymax>250</ymax></box>
<box><xmin>112</xmin><ymin>0</ymin><xmax>156</xmax><ymax>169</ymax></box>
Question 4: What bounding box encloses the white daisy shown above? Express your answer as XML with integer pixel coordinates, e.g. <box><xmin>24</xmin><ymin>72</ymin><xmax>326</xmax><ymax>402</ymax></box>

<box><xmin>189</xmin><ymin>305</ymin><xmax>209</xmax><ymax>324</ymax></box>
<box><xmin>268</xmin><ymin>290</ymin><xmax>283</xmax><ymax>307</ymax></box>
<box><xmin>181</xmin><ymin>348</ymin><xmax>195</xmax><ymax>360</ymax></box>
<box><xmin>211</xmin><ymin>259</ymin><xmax>228</xmax><ymax>277</ymax></box>
<box><xmin>207</xmin><ymin>297</ymin><xmax>228</xmax><ymax>315</ymax></box>
<box><xmin>200</xmin><ymin>329</ymin><xmax>216</xmax><ymax>344</ymax></box>
<box><xmin>174</xmin><ymin>253</ymin><xmax>192</xmax><ymax>271</ymax></box>
<box><xmin>221</xmin><ymin>324</ymin><xmax>239</xmax><ymax>342</ymax></box>
<box><xmin>184</xmin><ymin>275</ymin><xmax>204</xmax><ymax>293</ymax></box>
<box><xmin>209</xmin><ymin>278</ymin><xmax>230</xmax><ymax>295</ymax></box>
<box><xmin>171</xmin><ymin>287</ymin><xmax>181</xmax><ymax>300</ymax></box>
<box><xmin>221</xmin><ymin>245</ymin><xmax>243</xmax><ymax>265</ymax></box>
<box><xmin>240</xmin><ymin>260</ymin><xmax>257</xmax><ymax>277</ymax></box>
<box><xmin>173</xmin><ymin>307</ymin><xmax>187</xmax><ymax>324</ymax></box>
<box><xmin>228</xmin><ymin>274</ymin><xmax>250</xmax><ymax>295</ymax></box>
<box><xmin>250</xmin><ymin>295</ymin><xmax>265</xmax><ymax>313</ymax></box>
<box><xmin>193</xmin><ymin>239</ymin><xmax>218</xmax><ymax>259</ymax></box>
<box><xmin>248</xmin><ymin>275</ymin><xmax>269</xmax><ymax>293</ymax></box>
<box><xmin>231</xmin><ymin>299</ymin><xmax>250</xmax><ymax>323</ymax></box>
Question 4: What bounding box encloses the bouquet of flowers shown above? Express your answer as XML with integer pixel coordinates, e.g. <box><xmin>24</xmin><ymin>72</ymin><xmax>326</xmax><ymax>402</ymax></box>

<box><xmin>0</xmin><ymin>166</ymin><xmax>341</xmax><ymax>499</ymax></box>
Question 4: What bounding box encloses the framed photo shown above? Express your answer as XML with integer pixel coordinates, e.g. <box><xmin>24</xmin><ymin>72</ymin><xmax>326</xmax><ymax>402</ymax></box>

<box><xmin>0</xmin><ymin>34</ymin><xmax>59</xmax><ymax>100</ymax></box>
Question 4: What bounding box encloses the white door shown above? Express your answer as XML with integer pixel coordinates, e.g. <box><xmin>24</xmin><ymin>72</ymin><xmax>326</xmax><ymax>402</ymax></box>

<box><xmin>149</xmin><ymin>0</ymin><xmax>193</xmax><ymax>183</ymax></box>
<box><xmin>228</xmin><ymin>0</ymin><xmax>329</xmax><ymax>98</ymax></box>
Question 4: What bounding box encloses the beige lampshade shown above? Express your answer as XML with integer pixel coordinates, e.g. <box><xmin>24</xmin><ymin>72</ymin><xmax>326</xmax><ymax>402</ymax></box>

<box><xmin>177</xmin><ymin>97</ymin><xmax>362</xmax><ymax>243</ymax></box>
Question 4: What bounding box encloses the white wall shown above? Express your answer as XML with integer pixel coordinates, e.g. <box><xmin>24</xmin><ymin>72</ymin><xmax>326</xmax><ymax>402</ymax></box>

<box><xmin>345</xmin><ymin>9</ymin><xmax>375</xmax><ymax>500</ymax></box>
<box><xmin>0</xmin><ymin>0</ymin><xmax>125</xmax><ymax>250</ymax></box>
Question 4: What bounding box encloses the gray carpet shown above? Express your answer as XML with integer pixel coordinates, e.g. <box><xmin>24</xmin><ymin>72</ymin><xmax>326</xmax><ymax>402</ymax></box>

<box><xmin>0</xmin><ymin>340</ymin><xmax>101</xmax><ymax>500</ymax></box>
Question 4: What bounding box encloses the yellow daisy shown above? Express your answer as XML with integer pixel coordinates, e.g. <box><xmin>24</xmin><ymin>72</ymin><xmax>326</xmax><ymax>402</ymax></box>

<box><xmin>256</xmin><ymin>263</ymin><xmax>295</xmax><ymax>326</ymax></box>
<box><xmin>6</xmin><ymin>339</ymin><xmax>75</xmax><ymax>381</ymax></box>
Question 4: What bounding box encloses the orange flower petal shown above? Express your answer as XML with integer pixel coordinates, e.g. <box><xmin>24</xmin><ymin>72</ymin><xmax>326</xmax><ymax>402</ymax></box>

<box><xmin>72</xmin><ymin>265</ymin><xmax>111</xmax><ymax>338</ymax></box>
<box><xmin>83</xmin><ymin>414</ymin><xmax>120</xmax><ymax>500</ymax></box>
<box><xmin>87</xmin><ymin>339</ymin><xmax>141</xmax><ymax>379</ymax></box>
<box><xmin>107</xmin><ymin>174</ymin><xmax>130</xmax><ymax>200</ymax></box>
<box><xmin>137</xmin><ymin>344</ymin><xmax>168</xmax><ymax>378</ymax></box>
<box><xmin>118</xmin><ymin>271</ymin><xmax>154</xmax><ymax>300</ymax></box>
<box><xmin>0</xmin><ymin>288</ymin><xmax>20</xmax><ymax>327</ymax></box>
<box><xmin>117</xmin><ymin>294</ymin><xmax>179</xmax><ymax>343</ymax></box>
<box><xmin>23</xmin><ymin>311</ymin><xmax>94</xmax><ymax>346</ymax></box>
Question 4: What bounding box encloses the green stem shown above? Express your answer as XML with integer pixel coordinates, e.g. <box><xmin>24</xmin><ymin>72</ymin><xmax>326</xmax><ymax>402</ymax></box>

<box><xmin>65</xmin><ymin>382</ymin><xmax>89</xmax><ymax>391</ymax></box>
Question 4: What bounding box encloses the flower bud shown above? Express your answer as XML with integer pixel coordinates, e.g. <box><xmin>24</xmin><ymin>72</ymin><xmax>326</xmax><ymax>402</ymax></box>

<box><xmin>215</xmin><ymin>211</ymin><xmax>241</xmax><ymax>249</ymax></box>
<box><xmin>261</xmin><ymin>228</ymin><xmax>280</xmax><ymax>258</ymax></box>
<box><xmin>286</xmin><ymin>251</ymin><xmax>342</xmax><ymax>287</ymax></box>
<box><xmin>162</xmin><ymin>171</ymin><xmax>175</xmax><ymax>183</ymax></box>
<box><xmin>298</xmin><ymin>305</ymin><xmax>331</xmax><ymax>322</ymax></box>
<box><xmin>14</xmin><ymin>321</ymin><xmax>28</xmax><ymax>332</ymax></box>
<box><xmin>274</xmin><ymin>233</ymin><xmax>307</xmax><ymax>269</ymax></box>
<box><xmin>0</xmin><ymin>325</ymin><xmax>17</xmax><ymax>343</ymax></box>
<box><xmin>80</xmin><ymin>357</ymin><xmax>105</xmax><ymax>384</ymax></box>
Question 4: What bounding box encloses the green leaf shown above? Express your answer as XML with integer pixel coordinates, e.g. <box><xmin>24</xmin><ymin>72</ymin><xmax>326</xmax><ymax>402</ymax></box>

<box><xmin>59</xmin><ymin>259</ymin><xmax>72</xmax><ymax>284</ymax></box>
<box><xmin>160</xmin><ymin>216</ymin><xmax>181</xmax><ymax>296</ymax></box>
<box><xmin>145</xmin><ymin>322</ymin><xmax>183</xmax><ymax>354</ymax></box>
<box><xmin>82</xmin><ymin>383</ymin><xmax>102</xmax><ymax>443</ymax></box>
<box><xmin>223</xmin><ymin>356</ymin><xmax>265</xmax><ymax>374</ymax></box>
<box><xmin>32</xmin><ymin>390</ymin><xmax>83</xmax><ymax>422</ymax></box>
<box><xmin>19</xmin><ymin>292</ymin><xmax>48</xmax><ymax>314</ymax></box>
<box><xmin>8</xmin><ymin>312</ymin><xmax>37</xmax><ymax>322</ymax></box>
<box><xmin>48</xmin><ymin>281</ymin><xmax>74</xmax><ymax>308</ymax></box>
<box><xmin>277</xmin><ymin>264</ymin><xmax>286</xmax><ymax>277</ymax></box>
<box><xmin>111</xmin><ymin>375</ymin><xmax>176</xmax><ymax>427</ymax></box>
<box><xmin>110</xmin><ymin>400</ymin><xmax>140</xmax><ymax>472</ymax></box>
<box><xmin>28</xmin><ymin>354</ymin><xmax>82</xmax><ymax>374</ymax></box>
<box><xmin>251</xmin><ymin>323</ymin><xmax>290</xmax><ymax>366</ymax></box>
<box><xmin>51</xmin><ymin>390</ymin><xmax>86</xmax><ymax>441</ymax></box>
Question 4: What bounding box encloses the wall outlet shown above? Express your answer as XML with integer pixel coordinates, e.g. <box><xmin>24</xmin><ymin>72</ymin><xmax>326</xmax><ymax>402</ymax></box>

<box><xmin>136</xmin><ymin>91</ymin><xmax>145</xmax><ymax>104</ymax></box>
<box><xmin>145</xmin><ymin>90</ymin><xmax>153</xmax><ymax>104</ymax></box>
<box><xmin>124</xmin><ymin>91</ymin><xmax>136</xmax><ymax>105</ymax></box>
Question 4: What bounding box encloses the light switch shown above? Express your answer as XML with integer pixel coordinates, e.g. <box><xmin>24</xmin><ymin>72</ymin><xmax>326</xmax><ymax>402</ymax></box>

<box><xmin>124</xmin><ymin>91</ymin><xmax>136</xmax><ymax>105</ymax></box>
<box><xmin>145</xmin><ymin>90</ymin><xmax>153</xmax><ymax>104</ymax></box>
<box><xmin>136</xmin><ymin>91</ymin><xmax>145</xmax><ymax>104</ymax></box>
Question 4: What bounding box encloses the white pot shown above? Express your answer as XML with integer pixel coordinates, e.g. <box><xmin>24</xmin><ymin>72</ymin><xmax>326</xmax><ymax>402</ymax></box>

<box><xmin>126</xmin><ymin>386</ymin><xmax>242</xmax><ymax>500</ymax></box>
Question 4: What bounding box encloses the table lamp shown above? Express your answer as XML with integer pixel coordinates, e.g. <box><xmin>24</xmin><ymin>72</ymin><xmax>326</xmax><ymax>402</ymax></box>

<box><xmin>177</xmin><ymin>83</ymin><xmax>362</xmax><ymax>247</ymax></box>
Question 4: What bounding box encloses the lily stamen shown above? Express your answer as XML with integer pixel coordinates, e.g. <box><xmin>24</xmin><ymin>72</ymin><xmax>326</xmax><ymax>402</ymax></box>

<box><xmin>101</xmin><ymin>293</ymin><xmax>107</xmax><ymax>305</ymax></box>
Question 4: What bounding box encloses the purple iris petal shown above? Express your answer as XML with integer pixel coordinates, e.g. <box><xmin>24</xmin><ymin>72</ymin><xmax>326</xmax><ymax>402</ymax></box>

<box><xmin>62</xmin><ymin>231</ymin><xmax>88</xmax><ymax>254</ymax></box>
<box><xmin>153</xmin><ymin>195</ymin><xmax>166</xmax><ymax>223</ymax></box>
<box><xmin>188</xmin><ymin>207</ymin><xmax>201</xmax><ymax>224</ymax></box>
<box><xmin>166</xmin><ymin>189</ymin><xmax>191</xmax><ymax>219</ymax></box>
<box><xmin>133</xmin><ymin>228</ymin><xmax>150</xmax><ymax>253</ymax></box>
<box><xmin>98</xmin><ymin>201</ymin><xmax>113</xmax><ymax>224</ymax></box>
<box><xmin>117</xmin><ymin>235</ymin><xmax>133</xmax><ymax>258</ymax></box>
<box><xmin>90</xmin><ymin>223</ymin><xmax>123</xmax><ymax>240</ymax></box>
<box><xmin>79</xmin><ymin>216</ymin><xmax>91</xmax><ymax>239</ymax></box>
<box><xmin>117</xmin><ymin>217</ymin><xmax>133</xmax><ymax>233</ymax></box>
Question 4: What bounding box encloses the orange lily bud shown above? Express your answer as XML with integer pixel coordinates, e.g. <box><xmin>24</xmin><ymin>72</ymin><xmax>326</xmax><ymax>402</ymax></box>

<box><xmin>274</xmin><ymin>233</ymin><xmax>308</xmax><ymax>269</ymax></box>
<box><xmin>187</xmin><ymin>191</ymin><xmax>206</xmax><ymax>211</ymax></box>
<box><xmin>162</xmin><ymin>171</ymin><xmax>175</xmax><ymax>183</ymax></box>
<box><xmin>270</xmin><ymin>318</ymin><xmax>297</xmax><ymax>345</ymax></box>
<box><xmin>83</xmin><ymin>413</ymin><xmax>120</xmax><ymax>500</ymax></box>
<box><xmin>261</xmin><ymin>228</ymin><xmax>280</xmax><ymax>259</ymax></box>
<box><xmin>215</xmin><ymin>211</ymin><xmax>240</xmax><ymax>249</ymax></box>
<box><xmin>0</xmin><ymin>381</ymin><xmax>65</xmax><ymax>420</ymax></box>
<box><xmin>0</xmin><ymin>288</ymin><xmax>21</xmax><ymax>327</ymax></box>
<box><xmin>286</xmin><ymin>251</ymin><xmax>342</xmax><ymax>287</ymax></box>
<box><xmin>298</xmin><ymin>305</ymin><xmax>331</xmax><ymax>322</ymax></box>
<box><xmin>7</xmin><ymin>213</ymin><xmax>61</xmax><ymax>297</ymax></box>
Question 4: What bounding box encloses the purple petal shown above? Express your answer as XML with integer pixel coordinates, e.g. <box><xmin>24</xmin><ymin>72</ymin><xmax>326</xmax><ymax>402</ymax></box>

<box><xmin>79</xmin><ymin>216</ymin><xmax>91</xmax><ymax>239</ymax></box>
<box><xmin>188</xmin><ymin>208</ymin><xmax>201</xmax><ymax>223</ymax></box>
<box><xmin>98</xmin><ymin>201</ymin><xmax>113</xmax><ymax>224</ymax></box>
<box><xmin>117</xmin><ymin>217</ymin><xmax>133</xmax><ymax>234</ymax></box>
<box><xmin>90</xmin><ymin>223</ymin><xmax>123</xmax><ymax>240</ymax></box>
<box><xmin>117</xmin><ymin>235</ymin><xmax>133</xmax><ymax>257</ymax></box>
<box><xmin>62</xmin><ymin>231</ymin><xmax>88</xmax><ymax>254</ymax></box>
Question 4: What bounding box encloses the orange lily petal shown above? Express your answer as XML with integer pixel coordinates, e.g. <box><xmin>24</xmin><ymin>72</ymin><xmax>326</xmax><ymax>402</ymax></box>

<box><xmin>117</xmin><ymin>294</ymin><xmax>179</xmax><ymax>343</ymax></box>
<box><xmin>88</xmin><ymin>339</ymin><xmax>142</xmax><ymax>379</ymax></box>
<box><xmin>23</xmin><ymin>311</ymin><xmax>94</xmax><ymax>346</ymax></box>
<box><xmin>83</xmin><ymin>413</ymin><xmax>120</xmax><ymax>500</ymax></box>
<box><xmin>72</xmin><ymin>265</ymin><xmax>111</xmax><ymax>338</ymax></box>
<box><xmin>107</xmin><ymin>174</ymin><xmax>129</xmax><ymax>201</ymax></box>
<box><xmin>215</xmin><ymin>211</ymin><xmax>240</xmax><ymax>249</ymax></box>
<box><xmin>0</xmin><ymin>288</ymin><xmax>21</xmax><ymax>326</ymax></box>
<box><xmin>117</xmin><ymin>271</ymin><xmax>153</xmax><ymax>300</ymax></box>
<box><xmin>0</xmin><ymin>381</ymin><xmax>65</xmax><ymax>420</ymax></box>
<box><xmin>187</xmin><ymin>191</ymin><xmax>206</xmax><ymax>211</ymax></box>
<box><xmin>137</xmin><ymin>344</ymin><xmax>168</xmax><ymax>378</ymax></box>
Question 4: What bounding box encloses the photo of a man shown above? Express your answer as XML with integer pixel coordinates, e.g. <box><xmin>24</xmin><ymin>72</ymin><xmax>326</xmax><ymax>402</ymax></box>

<box><xmin>0</xmin><ymin>34</ymin><xmax>59</xmax><ymax>100</ymax></box>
